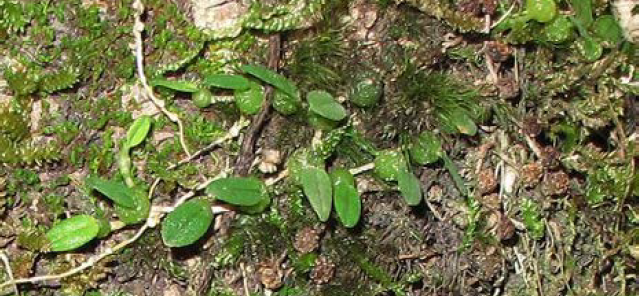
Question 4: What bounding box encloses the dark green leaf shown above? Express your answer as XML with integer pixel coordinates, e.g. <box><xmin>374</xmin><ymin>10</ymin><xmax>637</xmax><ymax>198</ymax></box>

<box><xmin>300</xmin><ymin>167</ymin><xmax>333</xmax><ymax>222</ymax></box>
<box><xmin>150</xmin><ymin>78</ymin><xmax>199</xmax><ymax>93</ymax></box>
<box><xmin>397</xmin><ymin>170</ymin><xmax>422</xmax><ymax>206</ymax></box>
<box><xmin>307</xmin><ymin>90</ymin><xmax>348</xmax><ymax>121</ymax></box>
<box><xmin>206</xmin><ymin>177</ymin><xmax>266</xmax><ymax>206</ymax></box>
<box><xmin>46</xmin><ymin>215</ymin><xmax>100</xmax><ymax>252</ymax></box>
<box><xmin>203</xmin><ymin>74</ymin><xmax>251</xmax><ymax>90</ymax></box>
<box><xmin>86</xmin><ymin>177</ymin><xmax>136</xmax><ymax>208</ymax></box>
<box><xmin>331</xmin><ymin>169</ymin><xmax>361</xmax><ymax>228</ymax></box>
<box><xmin>241</xmin><ymin>64</ymin><xmax>299</xmax><ymax>99</ymax></box>
<box><xmin>161</xmin><ymin>199</ymin><xmax>213</xmax><ymax>247</ymax></box>
<box><xmin>126</xmin><ymin>116</ymin><xmax>152</xmax><ymax>148</ymax></box>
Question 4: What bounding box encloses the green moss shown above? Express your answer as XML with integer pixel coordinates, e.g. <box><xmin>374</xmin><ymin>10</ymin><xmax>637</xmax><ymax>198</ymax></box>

<box><xmin>400</xmin><ymin>0</ymin><xmax>485</xmax><ymax>33</ymax></box>
<box><xmin>286</xmin><ymin>29</ymin><xmax>346</xmax><ymax>92</ymax></box>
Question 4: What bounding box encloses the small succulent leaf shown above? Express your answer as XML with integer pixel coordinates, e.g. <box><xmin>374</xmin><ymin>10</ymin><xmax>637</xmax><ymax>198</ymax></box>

<box><xmin>241</xmin><ymin>64</ymin><xmax>299</xmax><ymax>99</ymax></box>
<box><xmin>397</xmin><ymin>170</ymin><xmax>422</xmax><ymax>206</ymax></box>
<box><xmin>150</xmin><ymin>78</ymin><xmax>199</xmax><ymax>93</ymax></box>
<box><xmin>46</xmin><ymin>215</ymin><xmax>100</xmax><ymax>252</ymax></box>
<box><xmin>300</xmin><ymin>167</ymin><xmax>333</xmax><ymax>222</ymax></box>
<box><xmin>193</xmin><ymin>88</ymin><xmax>213</xmax><ymax>108</ymax></box>
<box><xmin>307</xmin><ymin>90</ymin><xmax>348</xmax><ymax>121</ymax></box>
<box><xmin>526</xmin><ymin>0</ymin><xmax>557</xmax><ymax>23</ymax></box>
<box><xmin>331</xmin><ymin>169</ymin><xmax>361</xmax><ymax>228</ymax></box>
<box><xmin>126</xmin><ymin>116</ymin><xmax>152</xmax><ymax>148</ymax></box>
<box><xmin>203</xmin><ymin>74</ymin><xmax>251</xmax><ymax>90</ymax></box>
<box><xmin>206</xmin><ymin>177</ymin><xmax>266</xmax><ymax>206</ymax></box>
<box><xmin>114</xmin><ymin>187</ymin><xmax>150</xmax><ymax>225</ymax></box>
<box><xmin>374</xmin><ymin>149</ymin><xmax>407</xmax><ymax>182</ymax></box>
<box><xmin>86</xmin><ymin>176</ymin><xmax>136</xmax><ymax>208</ymax></box>
<box><xmin>409</xmin><ymin>131</ymin><xmax>443</xmax><ymax>165</ymax></box>
<box><xmin>576</xmin><ymin>36</ymin><xmax>603</xmax><ymax>62</ymax></box>
<box><xmin>287</xmin><ymin>148</ymin><xmax>325</xmax><ymax>185</ymax></box>
<box><xmin>542</xmin><ymin>16</ymin><xmax>574</xmax><ymax>43</ymax></box>
<box><xmin>234</xmin><ymin>83</ymin><xmax>264</xmax><ymax>115</ymax></box>
<box><xmin>161</xmin><ymin>199</ymin><xmax>213</xmax><ymax>248</ymax></box>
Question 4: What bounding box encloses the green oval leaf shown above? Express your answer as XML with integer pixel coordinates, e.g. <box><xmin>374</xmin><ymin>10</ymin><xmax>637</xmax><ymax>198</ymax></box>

<box><xmin>86</xmin><ymin>177</ymin><xmax>136</xmax><ymax>208</ymax></box>
<box><xmin>126</xmin><ymin>116</ymin><xmax>152</xmax><ymax>148</ymax></box>
<box><xmin>331</xmin><ymin>169</ymin><xmax>360</xmax><ymax>228</ymax></box>
<box><xmin>234</xmin><ymin>83</ymin><xmax>264</xmax><ymax>115</ymax></box>
<box><xmin>150</xmin><ymin>78</ymin><xmax>199</xmax><ymax>93</ymax></box>
<box><xmin>300</xmin><ymin>167</ymin><xmax>333</xmax><ymax>222</ymax></box>
<box><xmin>241</xmin><ymin>64</ymin><xmax>299</xmax><ymax>99</ymax></box>
<box><xmin>46</xmin><ymin>215</ymin><xmax>100</xmax><ymax>252</ymax></box>
<box><xmin>161</xmin><ymin>199</ymin><xmax>213</xmax><ymax>248</ymax></box>
<box><xmin>206</xmin><ymin>177</ymin><xmax>267</xmax><ymax>206</ymax></box>
<box><xmin>203</xmin><ymin>74</ymin><xmax>251</xmax><ymax>90</ymax></box>
<box><xmin>397</xmin><ymin>170</ymin><xmax>422</xmax><ymax>206</ymax></box>
<box><xmin>307</xmin><ymin>90</ymin><xmax>348</xmax><ymax>121</ymax></box>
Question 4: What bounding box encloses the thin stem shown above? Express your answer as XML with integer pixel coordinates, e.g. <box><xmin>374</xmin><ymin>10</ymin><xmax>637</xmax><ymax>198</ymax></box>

<box><xmin>132</xmin><ymin>0</ymin><xmax>191</xmax><ymax>157</ymax></box>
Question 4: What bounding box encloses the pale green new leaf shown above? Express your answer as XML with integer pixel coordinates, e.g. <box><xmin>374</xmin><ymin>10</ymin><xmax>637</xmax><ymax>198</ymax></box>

<box><xmin>126</xmin><ymin>116</ymin><xmax>152</xmax><ymax>148</ymax></box>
